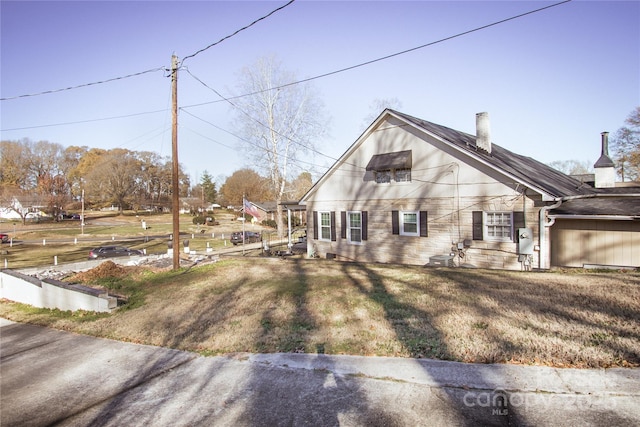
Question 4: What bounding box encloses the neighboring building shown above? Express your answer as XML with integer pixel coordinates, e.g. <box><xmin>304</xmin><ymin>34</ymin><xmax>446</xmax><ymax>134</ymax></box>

<box><xmin>300</xmin><ymin>109</ymin><xmax>639</xmax><ymax>270</ymax></box>
<box><xmin>242</xmin><ymin>201</ymin><xmax>307</xmax><ymax>226</ymax></box>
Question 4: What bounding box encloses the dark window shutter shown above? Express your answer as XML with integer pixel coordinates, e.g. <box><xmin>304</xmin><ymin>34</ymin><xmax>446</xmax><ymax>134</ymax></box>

<box><xmin>362</xmin><ymin>211</ymin><xmax>368</xmax><ymax>241</ymax></box>
<box><xmin>313</xmin><ymin>211</ymin><xmax>318</xmax><ymax>240</ymax></box>
<box><xmin>472</xmin><ymin>211</ymin><xmax>483</xmax><ymax>240</ymax></box>
<box><xmin>513</xmin><ymin>211</ymin><xmax>525</xmax><ymax>242</ymax></box>
<box><xmin>420</xmin><ymin>211</ymin><xmax>428</xmax><ymax>237</ymax></box>
<box><xmin>330</xmin><ymin>211</ymin><xmax>336</xmax><ymax>241</ymax></box>
<box><xmin>340</xmin><ymin>211</ymin><xmax>347</xmax><ymax>239</ymax></box>
<box><xmin>392</xmin><ymin>211</ymin><xmax>399</xmax><ymax>235</ymax></box>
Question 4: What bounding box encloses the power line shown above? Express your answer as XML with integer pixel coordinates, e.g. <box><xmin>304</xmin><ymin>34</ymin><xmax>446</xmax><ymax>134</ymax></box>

<box><xmin>184</xmin><ymin>68</ymin><xmax>336</xmax><ymax>164</ymax></box>
<box><xmin>180</xmin><ymin>0</ymin><xmax>296</xmax><ymax>65</ymax></box>
<box><xmin>0</xmin><ymin>109</ymin><xmax>167</xmax><ymax>132</ymax></box>
<box><xmin>2</xmin><ymin>0</ymin><xmax>572</xmax><ymax>137</ymax></box>
<box><xmin>0</xmin><ymin>67</ymin><xmax>166</xmax><ymax>101</ymax></box>
<box><xmin>182</xmin><ymin>0</ymin><xmax>572</xmax><ymax>110</ymax></box>
<box><xmin>181</xmin><ymin>109</ymin><xmax>330</xmax><ymax>172</ymax></box>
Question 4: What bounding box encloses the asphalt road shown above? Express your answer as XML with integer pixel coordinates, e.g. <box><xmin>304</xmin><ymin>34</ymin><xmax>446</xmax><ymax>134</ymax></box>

<box><xmin>1</xmin><ymin>318</ymin><xmax>639</xmax><ymax>427</ymax></box>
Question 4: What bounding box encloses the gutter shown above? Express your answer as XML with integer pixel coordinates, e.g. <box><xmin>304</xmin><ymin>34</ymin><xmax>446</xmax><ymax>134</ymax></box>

<box><xmin>539</xmin><ymin>198</ymin><xmax>562</xmax><ymax>270</ymax></box>
<box><xmin>548</xmin><ymin>214</ymin><xmax>640</xmax><ymax>221</ymax></box>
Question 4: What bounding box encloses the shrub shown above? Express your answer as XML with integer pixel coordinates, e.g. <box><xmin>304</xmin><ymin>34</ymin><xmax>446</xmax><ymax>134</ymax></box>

<box><xmin>262</xmin><ymin>219</ymin><xmax>277</xmax><ymax>228</ymax></box>
<box><xmin>192</xmin><ymin>216</ymin><xmax>206</xmax><ymax>225</ymax></box>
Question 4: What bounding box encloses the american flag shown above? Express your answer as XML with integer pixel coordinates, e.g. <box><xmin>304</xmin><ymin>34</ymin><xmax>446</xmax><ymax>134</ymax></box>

<box><xmin>243</xmin><ymin>198</ymin><xmax>262</xmax><ymax>220</ymax></box>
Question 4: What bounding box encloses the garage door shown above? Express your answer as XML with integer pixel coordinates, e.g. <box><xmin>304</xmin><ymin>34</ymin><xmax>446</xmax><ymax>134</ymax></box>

<box><xmin>551</xmin><ymin>219</ymin><xmax>640</xmax><ymax>268</ymax></box>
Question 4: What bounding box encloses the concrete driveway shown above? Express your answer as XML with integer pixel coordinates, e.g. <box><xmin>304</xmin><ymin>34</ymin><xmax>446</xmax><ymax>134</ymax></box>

<box><xmin>1</xmin><ymin>318</ymin><xmax>638</xmax><ymax>426</ymax></box>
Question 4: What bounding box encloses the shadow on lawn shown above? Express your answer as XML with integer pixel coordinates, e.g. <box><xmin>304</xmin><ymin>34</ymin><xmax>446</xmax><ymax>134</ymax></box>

<box><xmin>98</xmin><ymin>259</ymin><xmax>638</xmax><ymax>425</ymax></box>
<box><xmin>426</xmin><ymin>268</ymin><xmax>640</xmax><ymax>367</ymax></box>
<box><xmin>337</xmin><ymin>262</ymin><xmax>528</xmax><ymax>426</ymax></box>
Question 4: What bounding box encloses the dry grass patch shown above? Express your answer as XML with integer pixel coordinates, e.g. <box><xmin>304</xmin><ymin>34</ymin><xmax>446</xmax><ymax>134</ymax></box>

<box><xmin>1</xmin><ymin>258</ymin><xmax>638</xmax><ymax>368</ymax></box>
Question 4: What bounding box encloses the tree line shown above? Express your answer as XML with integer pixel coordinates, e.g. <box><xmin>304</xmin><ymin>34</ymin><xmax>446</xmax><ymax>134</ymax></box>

<box><xmin>0</xmin><ymin>138</ymin><xmax>314</xmax><ymax>224</ymax></box>
<box><xmin>0</xmin><ymin>139</ymin><xmax>190</xmax><ymax>221</ymax></box>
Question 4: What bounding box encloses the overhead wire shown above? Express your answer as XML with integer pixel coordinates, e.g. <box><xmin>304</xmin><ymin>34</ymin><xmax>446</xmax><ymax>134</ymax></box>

<box><xmin>0</xmin><ymin>67</ymin><xmax>166</xmax><ymax>101</ymax></box>
<box><xmin>180</xmin><ymin>0</ymin><xmax>296</xmax><ymax>65</ymax></box>
<box><xmin>184</xmin><ymin>67</ymin><xmax>336</xmax><ymax>165</ymax></box>
<box><xmin>2</xmin><ymin>0</ymin><xmax>572</xmax><ymax>175</ymax></box>
<box><xmin>181</xmin><ymin>109</ymin><xmax>322</xmax><ymax>172</ymax></box>
<box><xmin>1</xmin><ymin>109</ymin><xmax>167</xmax><ymax>132</ymax></box>
<box><xmin>182</xmin><ymin>0</ymin><xmax>573</xmax><ymax>110</ymax></box>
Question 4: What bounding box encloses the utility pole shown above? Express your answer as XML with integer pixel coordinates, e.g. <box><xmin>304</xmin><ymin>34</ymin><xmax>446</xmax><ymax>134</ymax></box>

<box><xmin>171</xmin><ymin>54</ymin><xmax>180</xmax><ymax>270</ymax></box>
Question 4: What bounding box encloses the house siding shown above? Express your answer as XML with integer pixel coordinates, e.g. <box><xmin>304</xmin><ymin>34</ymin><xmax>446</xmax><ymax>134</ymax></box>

<box><xmin>303</xmin><ymin>114</ymin><xmax>547</xmax><ymax>270</ymax></box>
<box><xmin>551</xmin><ymin>219</ymin><xmax>640</xmax><ymax>268</ymax></box>
<box><xmin>307</xmin><ymin>195</ymin><xmax>540</xmax><ymax>270</ymax></box>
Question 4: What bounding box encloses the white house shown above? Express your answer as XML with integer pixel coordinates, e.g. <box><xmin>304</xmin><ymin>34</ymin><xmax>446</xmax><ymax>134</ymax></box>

<box><xmin>300</xmin><ymin>109</ymin><xmax>639</xmax><ymax>270</ymax></box>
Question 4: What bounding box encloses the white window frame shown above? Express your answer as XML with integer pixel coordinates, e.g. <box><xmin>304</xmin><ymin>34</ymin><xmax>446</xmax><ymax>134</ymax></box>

<box><xmin>484</xmin><ymin>211</ymin><xmax>513</xmax><ymax>242</ymax></box>
<box><xmin>318</xmin><ymin>211</ymin><xmax>332</xmax><ymax>241</ymax></box>
<box><xmin>347</xmin><ymin>211</ymin><xmax>362</xmax><ymax>244</ymax></box>
<box><xmin>400</xmin><ymin>211</ymin><xmax>420</xmax><ymax>236</ymax></box>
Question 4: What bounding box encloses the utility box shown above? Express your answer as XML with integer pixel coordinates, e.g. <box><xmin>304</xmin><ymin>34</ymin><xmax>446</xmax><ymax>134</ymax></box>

<box><xmin>518</xmin><ymin>228</ymin><xmax>534</xmax><ymax>255</ymax></box>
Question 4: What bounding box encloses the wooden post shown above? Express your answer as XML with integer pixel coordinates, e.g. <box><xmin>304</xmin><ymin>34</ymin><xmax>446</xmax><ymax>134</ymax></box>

<box><xmin>171</xmin><ymin>54</ymin><xmax>180</xmax><ymax>271</ymax></box>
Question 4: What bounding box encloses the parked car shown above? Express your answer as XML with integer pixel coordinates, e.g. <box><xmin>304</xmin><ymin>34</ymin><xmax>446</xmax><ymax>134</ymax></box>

<box><xmin>0</xmin><ymin>233</ymin><xmax>9</xmax><ymax>243</ymax></box>
<box><xmin>88</xmin><ymin>246</ymin><xmax>144</xmax><ymax>259</ymax></box>
<box><xmin>230</xmin><ymin>231</ymin><xmax>262</xmax><ymax>245</ymax></box>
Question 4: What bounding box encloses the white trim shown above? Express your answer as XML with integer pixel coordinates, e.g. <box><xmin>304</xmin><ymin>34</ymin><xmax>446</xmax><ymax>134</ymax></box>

<box><xmin>318</xmin><ymin>211</ymin><xmax>332</xmax><ymax>242</ymax></box>
<box><xmin>347</xmin><ymin>211</ymin><xmax>363</xmax><ymax>245</ymax></box>
<box><xmin>484</xmin><ymin>211</ymin><xmax>514</xmax><ymax>242</ymax></box>
<box><xmin>400</xmin><ymin>211</ymin><xmax>420</xmax><ymax>237</ymax></box>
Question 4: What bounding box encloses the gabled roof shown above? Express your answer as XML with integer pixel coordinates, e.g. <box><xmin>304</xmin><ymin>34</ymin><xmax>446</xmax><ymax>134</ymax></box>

<box><xmin>391</xmin><ymin>110</ymin><xmax>597</xmax><ymax>199</ymax></box>
<box><xmin>301</xmin><ymin>109</ymin><xmax>602</xmax><ymax>203</ymax></box>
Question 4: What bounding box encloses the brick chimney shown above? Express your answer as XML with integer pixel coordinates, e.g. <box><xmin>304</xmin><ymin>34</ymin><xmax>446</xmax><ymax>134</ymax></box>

<box><xmin>476</xmin><ymin>112</ymin><xmax>491</xmax><ymax>154</ymax></box>
<box><xmin>593</xmin><ymin>131</ymin><xmax>615</xmax><ymax>188</ymax></box>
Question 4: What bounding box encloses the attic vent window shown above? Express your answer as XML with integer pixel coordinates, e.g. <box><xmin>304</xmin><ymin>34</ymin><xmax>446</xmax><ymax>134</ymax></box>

<box><xmin>367</xmin><ymin>150</ymin><xmax>412</xmax><ymax>183</ymax></box>
<box><xmin>375</xmin><ymin>170</ymin><xmax>392</xmax><ymax>183</ymax></box>
<box><xmin>395</xmin><ymin>168</ymin><xmax>411</xmax><ymax>182</ymax></box>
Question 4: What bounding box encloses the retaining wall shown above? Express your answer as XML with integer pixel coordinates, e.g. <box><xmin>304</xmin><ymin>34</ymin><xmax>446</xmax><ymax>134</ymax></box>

<box><xmin>0</xmin><ymin>269</ymin><xmax>117</xmax><ymax>313</ymax></box>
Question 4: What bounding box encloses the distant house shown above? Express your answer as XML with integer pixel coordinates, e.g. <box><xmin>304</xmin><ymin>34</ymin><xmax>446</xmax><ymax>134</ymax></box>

<box><xmin>300</xmin><ymin>109</ymin><xmax>639</xmax><ymax>270</ymax></box>
<box><xmin>241</xmin><ymin>200</ymin><xmax>307</xmax><ymax>226</ymax></box>
<box><xmin>0</xmin><ymin>196</ymin><xmax>50</xmax><ymax>222</ymax></box>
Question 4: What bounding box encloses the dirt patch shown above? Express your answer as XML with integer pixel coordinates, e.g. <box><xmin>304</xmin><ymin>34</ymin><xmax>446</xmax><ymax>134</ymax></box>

<box><xmin>68</xmin><ymin>261</ymin><xmax>132</xmax><ymax>283</ymax></box>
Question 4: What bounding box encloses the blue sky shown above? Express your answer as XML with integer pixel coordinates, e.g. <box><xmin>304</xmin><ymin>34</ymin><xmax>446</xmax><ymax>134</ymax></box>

<box><xmin>1</xmin><ymin>0</ymin><xmax>638</xmax><ymax>185</ymax></box>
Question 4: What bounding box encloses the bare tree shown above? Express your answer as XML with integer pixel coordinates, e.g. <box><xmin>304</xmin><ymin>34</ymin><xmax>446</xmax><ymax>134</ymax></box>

<box><xmin>231</xmin><ymin>55</ymin><xmax>327</xmax><ymax>236</ymax></box>
<box><xmin>362</xmin><ymin>97</ymin><xmax>403</xmax><ymax>127</ymax></box>
<box><xmin>547</xmin><ymin>159</ymin><xmax>593</xmax><ymax>175</ymax></box>
<box><xmin>611</xmin><ymin>107</ymin><xmax>640</xmax><ymax>181</ymax></box>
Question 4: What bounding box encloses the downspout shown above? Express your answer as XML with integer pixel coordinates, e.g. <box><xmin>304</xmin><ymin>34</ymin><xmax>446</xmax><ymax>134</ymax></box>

<box><xmin>539</xmin><ymin>199</ymin><xmax>563</xmax><ymax>270</ymax></box>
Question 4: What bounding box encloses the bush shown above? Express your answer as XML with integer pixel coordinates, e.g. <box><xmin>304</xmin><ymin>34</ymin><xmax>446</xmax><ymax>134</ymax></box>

<box><xmin>192</xmin><ymin>216</ymin><xmax>206</xmax><ymax>225</ymax></box>
<box><xmin>261</xmin><ymin>219</ymin><xmax>277</xmax><ymax>228</ymax></box>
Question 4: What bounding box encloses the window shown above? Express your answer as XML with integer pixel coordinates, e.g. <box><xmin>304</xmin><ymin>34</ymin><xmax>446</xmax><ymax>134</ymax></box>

<box><xmin>485</xmin><ymin>212</ymin><xmax>513</xmax><ymax>241</ymax></box>
<box><xmin>374</xmin><ymin>169</ymin><xmax>411</xmax><ymax>183</ymax></box>
<box><xmin>375</xmin><ymin>170</ymin><xmax>391</xmax><ymax>183</ymax></box>
<box><xmin>367</xmin><ymin>150</ymin><xmax>413</xmax><ymax>184</ymax></box>
<box><xmin>319</xmin><ymin>211</ymin><xmax>332</xmax><ymax>241</ymax></box>
<box><xmin>395</xmin><ymin>168</ymin><xmax>411</xmax><ymax>182</ymax></box>
<box><xmin>400</xmin><ymin>211</ymin><xmax>419</xmax><ymax>236</ymax></box>
<box><xmin>392</xmin><ymin>210</ymin><xmax>428</xmax><ymax>237</ymax></box>
<box><xmin>347</xmin><ymin>211</ymin><xmax>362</xmax><ymax>244</ymax></box>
